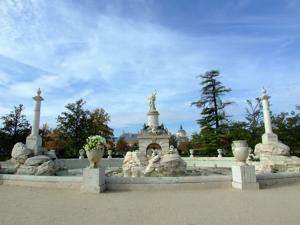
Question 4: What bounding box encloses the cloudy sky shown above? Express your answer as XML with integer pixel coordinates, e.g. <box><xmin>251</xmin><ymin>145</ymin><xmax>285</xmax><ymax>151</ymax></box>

<box><xmin>0</xmin><ymin>0</ymin><xmax>300</xmax><ymax>136</ymax></box>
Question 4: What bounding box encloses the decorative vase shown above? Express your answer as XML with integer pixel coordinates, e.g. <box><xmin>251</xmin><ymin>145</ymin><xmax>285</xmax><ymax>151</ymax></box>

<box><xmin>86</xmin><ymin>146</ymin><xmax>104</xmax><ymax>168</ymax></box>
<box><xmin>217</xmin><ymin>149</ymin><xmax>223</xmax><ymax>158</ymax></box>
<box><xmin>107</xmin><ymin>149</ymin><xmax>112</xmax><ymax>159</ymax></box>
<box><xmin>189</xmin><ymin>149</ymin><xmax>194</xmax><ymax>158</ymax></box>
<box><xmin>79</xmin><ymin>149</ymin><xmax>85</xmax><ymax>159</ymax></box>
<box><xmin>232</xmin><ymin>140</ymin><xmax>250</xmax><ymax>164</ymax></box>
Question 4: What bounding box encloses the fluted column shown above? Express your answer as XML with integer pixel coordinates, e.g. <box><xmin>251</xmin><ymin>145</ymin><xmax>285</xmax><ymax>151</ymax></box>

<box><xmin>260</xmin><ymin>88</ymin><xmax>278</xmax><ymax>144</ymax></box>
<box><xmin>26</xmin><ymin>89</ymin><xmax>44</xmax><ymax>155</ymax></box>
<box><xmin>31</xmin><ymin>88</ymin><xmax>44</xmax><ymax>136</ymax></box>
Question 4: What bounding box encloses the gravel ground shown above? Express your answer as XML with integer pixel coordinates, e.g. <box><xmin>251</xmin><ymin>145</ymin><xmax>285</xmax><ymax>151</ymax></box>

<box><xmin>1</xmin><ymin>183</ymin><xmax>300</xmax><ymax>225</ymax></box>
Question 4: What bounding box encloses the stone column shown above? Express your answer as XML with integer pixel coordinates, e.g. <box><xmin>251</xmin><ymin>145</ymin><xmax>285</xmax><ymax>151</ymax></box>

<box><xmin>26</xmin><ymin>89</ymin><xmax>44</xmax><ymax>155</ymax></box>
<box><xmin>32</xmin><ymin>89</ymin><xmax>43</xmax><ymax>136</ymax></box>
<box><xmin>147</xmin><ymin>110</ymin><xmax>159</xmax><ymax>128</ymax></box>
<box><xmin>260</xmin><ymin>88</ymin><xmax>278</xmax><ymax>144</ymax></box>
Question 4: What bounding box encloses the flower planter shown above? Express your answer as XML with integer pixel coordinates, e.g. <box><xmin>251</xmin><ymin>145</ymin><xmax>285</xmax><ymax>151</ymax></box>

<box><xmin>86</xmin><ymin>147</ymin><xmax>104</xmax><ymax>168</ymax></box>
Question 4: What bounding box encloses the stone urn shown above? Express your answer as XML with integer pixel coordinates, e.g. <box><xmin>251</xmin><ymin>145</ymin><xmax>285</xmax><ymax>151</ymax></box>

<box><xmin>189</xmin><ymin>149</ymin><xmax>194</xmax><ymax>158</ymax></box>
<box><xmin>86</xmin><ymin>146</ymin><xmax>104</xmax><ymax>168</ymax></box>
<box><xmin>232</xmin><ymin>140</ymin><xmax>250</xmax><ymax>164</ymax></box>
<box><xmin>107</xmin><ymin>149</ymin><xmax>113</xmax><ymax>159</ymax></box>
<box><xmin>79</xmin><ymin>149</ymin><xmax>85</xmax><ymax>159</ymax></box>
<box><xmin>217</xmin><ymin>149</ymin><xmax>223</xmax><ymax>158</ymax></box>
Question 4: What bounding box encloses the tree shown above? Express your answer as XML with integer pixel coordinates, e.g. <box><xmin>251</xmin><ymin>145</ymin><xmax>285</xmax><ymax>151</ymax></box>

<box><xmin>44</xmin><ymin>129</ymin><xmax>66</xmax><ymax>155</ymax></box>
<box><xmin>191</xmin><ymin>70</ymin><xmax>232</xmax><ymax>155</ymax></box>
<box><xmin>0</xmin><ymin>104</ymin><xmax>30</xmax><ymax>155</ymax></box>
<box><xmin>39</xmin><ymin>123</ymin><xmax>51</xmax><ymax>146</ymax></box>
<box><xmin>88</xmin><ymin>108</ymin><xmax>113</xmax><ymax>140</ymax></box>
<box><xmin>272</xmin><ymin>109</ymin><xmax>300</xmax><ymax>155</ymax></box>
<box><xmin>245</xmin><ymin>98</ymin><xmax>264</xmax><ymax>148</ymax></box>
<box><xmin>56</xmin><ymin>99</ymin><xmax>90</xmax><ymax>157</ymax></box>
<box><xmin>56</xmin><ymin>99</ymin><xmax>114</xmax><ymax>158</ymax></box>
<box><xmin>192</xmin><ymin>70</ymin><xmax>232</xmax><ymax>129</ymax></box>
<box><xmin>1</xmin><ymin>104</ymin><xmax>30</xmax><ymax>138</ymax></box>
<box><xmin>177</xmin><ymin>142</ymin><xmax>190</xmax><ymax>155</ymax></box>
<box><xmin>115</xmin><ymin>137</ymin><xmax>129</xmax><ymax>156</ymax></box>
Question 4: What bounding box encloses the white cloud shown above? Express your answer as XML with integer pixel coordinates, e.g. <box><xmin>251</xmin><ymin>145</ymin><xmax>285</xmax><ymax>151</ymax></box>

<box><xmin>0</xmin><ymin>0</ymin><xmax>300</xmax><ymax>135</ymax></box>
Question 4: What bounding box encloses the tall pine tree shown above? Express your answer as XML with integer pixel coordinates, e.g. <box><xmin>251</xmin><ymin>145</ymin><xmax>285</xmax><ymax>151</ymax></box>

<box><xmin>192</xmin><ymin>70</ymin><xmax>232</xmax><ymax>129</ymax></box>
<box><xmin>191</xmin><ymin>70</ymin><xmax>232</xmax><ymax>154</ymax></box>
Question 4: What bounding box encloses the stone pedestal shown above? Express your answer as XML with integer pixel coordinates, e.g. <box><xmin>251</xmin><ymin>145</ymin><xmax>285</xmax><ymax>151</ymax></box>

<box><xmin>26</xmin><ymin>135</ymin><xmax>43</xmax><ymax>156</ymax></box>
<box><xmin>81</xmin><ymin>167</ymin><xmax>106</xmax><ymax>193</ymax></box>
<box><xmin>262</xmin><ymin>133</ymin><xmax>278</xmax><ymax>145</ymax></box>
<box><xmin>147</xmin><ymin>110</ymin><xmax>159</xmax><ymax>128</ymax></box>
<box><xmin>232</xmin><ymin>165</ymin><xmax>259</xmax><ymax>190</ymax></box>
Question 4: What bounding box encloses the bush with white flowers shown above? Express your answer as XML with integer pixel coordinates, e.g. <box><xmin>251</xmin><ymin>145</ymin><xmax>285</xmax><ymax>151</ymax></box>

<box><xmin>83</xmin><ymin>135</ymin><xmax>106</xmax><ymax>152</ymax></box>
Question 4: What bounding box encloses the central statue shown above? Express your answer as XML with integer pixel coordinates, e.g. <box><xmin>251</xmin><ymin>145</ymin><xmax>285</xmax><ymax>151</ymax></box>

<box><xmin>148</xmin><ymin>91</ymin><xmax>157</xmax><ymax>111</ymax></box>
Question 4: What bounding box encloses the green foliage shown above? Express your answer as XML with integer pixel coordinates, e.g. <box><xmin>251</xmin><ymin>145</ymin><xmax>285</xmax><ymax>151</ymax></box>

<box><xmin>56</xmin><ymin>99</ymin><xmax>113</xmax><ymax>158</ymax></box>
<box><xmin>191</xmin><ymin>70</ymin><xmax>232</xmax><ymax>155</ymax></box>
<box><xmin>272</xmin><ymin>110</ymin><xmax>300</xmax><ymax>154</ymax></box>
<box><xmin>115</xmin><ymin>137</ymin><xmax>129</xmax><ymax>156</ymax></box>
<box><xmin>88</xmin><ymin>108</ymin><xmax>114</xmax><ymax>140</ymax></box>
<box><xmin>83</xmin><ymin>135</ymin><xmax>106</xmax><ymax>152</ymax></box>
<box><xmin>192</xmin><ymin>70</ymin><xmax>232</xmax><ymax>129</ymax></box>
<box><xmin>0</xmin><ymin>104</ymin><xmax>30</xmax><ymax>156</ymax></box>
<box><xmin>245</xmin><ymin>98</ymin><xmax>264</xmax><ymax>148</ymax></box>
<box><xmin>1</xmin><ymin>104</ymin><xmax>30</xmax><ymax>137</ymax></box>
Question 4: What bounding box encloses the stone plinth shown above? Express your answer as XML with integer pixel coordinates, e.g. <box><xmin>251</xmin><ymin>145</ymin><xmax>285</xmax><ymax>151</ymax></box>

<box><xmin>147</xmin><ymin>110</ymin><xmax>159</xmax><ymax>128</ymax></box>
<box><xmin>254</xmin><ymin>142</ymin><xmax>290</xmax><ymax>158</ymax></box>
<box><xmin>252</xmin><ymin>155</ymin><xmax>300</xmax><ymax>173</ymax></box>
<box><xmin>81</xmin><ymin>167</ymin><xmax>106</xmax><ymax>193</ymax></box>
<box><xmin>262</xmin><ymin>133</ymin><xmax>278</xmax><ymax>145</ymax></box>
<box><xmin>26</xmin><ymin>135</ymin><xmax>43</xmax><ymax>156</ymax></box>
<box><xmin>232</xmin><ymin>165</ymin><xmax>259</xmax><ymax>190</ymax></box>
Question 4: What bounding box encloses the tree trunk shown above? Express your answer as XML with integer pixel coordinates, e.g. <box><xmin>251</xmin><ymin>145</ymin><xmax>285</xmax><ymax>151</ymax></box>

<box><xmin>212</xmin><ymin>80</ymin><xmax>219</xmax><ymax>129</ymax></box>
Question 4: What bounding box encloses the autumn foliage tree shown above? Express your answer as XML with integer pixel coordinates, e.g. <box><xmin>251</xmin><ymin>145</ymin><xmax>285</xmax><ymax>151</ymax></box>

<box><xmin>56</xmin><ymin>99</ymin><xmax>113</xmax><ymax>158</ymax></box>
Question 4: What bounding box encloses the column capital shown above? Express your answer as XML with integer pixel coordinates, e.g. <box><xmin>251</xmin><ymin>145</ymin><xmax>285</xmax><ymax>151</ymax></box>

<box><xmin>33</xmin><ymin>88</ymin><xmax>44</xmax><ymax>101</ymax></box>
<box><xmin>260</xmin><ymin>87</ymin><xmax>269</xmax><ymax>101</ymax></box>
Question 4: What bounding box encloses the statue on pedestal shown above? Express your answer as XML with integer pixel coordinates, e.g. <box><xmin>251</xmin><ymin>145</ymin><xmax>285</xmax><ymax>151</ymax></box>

<box><xmin>148</xmin><ymin>91</ymin><xmax>157</xmax><ymax>111</ymax></box>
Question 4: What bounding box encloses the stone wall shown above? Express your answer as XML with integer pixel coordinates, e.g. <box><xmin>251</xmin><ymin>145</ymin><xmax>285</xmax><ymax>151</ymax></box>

<box><xmin>183</xmin><ymin>157</ymin><xmax>238</xmax><ymax>168</ymax></box>
<box><xmin>0</xmin><ymin>174</ymin><xmax>82</xmax><ymax>189</ymax></box>
<box><xmin>54</xmin><ymin>157</ymin><xmax>238</xmax><ymax>170</ymax></box>
<box><xmin>257</xmin><ymin>172</ymin><xmax>300</xmax><ymax>188</ymax></box>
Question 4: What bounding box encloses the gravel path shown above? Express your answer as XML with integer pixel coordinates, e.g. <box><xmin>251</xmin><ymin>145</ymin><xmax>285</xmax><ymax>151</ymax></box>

<box><xmin>1</xmin><ymin>184</ymin><xmax>300</xmax><ymax>225</ymax></box>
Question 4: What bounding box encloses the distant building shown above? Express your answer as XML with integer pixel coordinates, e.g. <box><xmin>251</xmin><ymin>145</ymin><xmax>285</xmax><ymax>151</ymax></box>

<box><xmin>118</xmin><ymin>132</ymin><xmax>138</xmax><ymax>146</ymax></box>
<box><xmin>175</xmin><ymin>125</ymin><xmax>189</xmax><ymax>145</ymax></box>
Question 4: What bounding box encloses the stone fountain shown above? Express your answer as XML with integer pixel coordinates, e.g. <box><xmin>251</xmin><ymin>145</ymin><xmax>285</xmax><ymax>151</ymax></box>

<box><xmin>252</xmin><ymin>88</ymin><xmax>300</xmax><ymax>173</ymax></box>
<box><xmin>1</xmin><ymin>89</ymin><xmax>59</xmax><ymax>176</ymax></box>
<box><xmin>122</xmin><ymin>92</ymin><xmax>187</xmax><ymax>177</ymax></box>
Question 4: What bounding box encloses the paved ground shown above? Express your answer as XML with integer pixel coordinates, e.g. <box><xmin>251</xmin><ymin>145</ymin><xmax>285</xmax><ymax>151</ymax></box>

<box><xmin>1</xmin><ymin>184</ymin><xmax>300</xmax><ymax>225</ymax></box>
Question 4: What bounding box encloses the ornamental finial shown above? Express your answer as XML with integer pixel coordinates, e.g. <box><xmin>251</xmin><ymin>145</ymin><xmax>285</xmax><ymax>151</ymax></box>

<box><xmin>37</xmin><ymin>88</ymin><xmax>41</xmax><ymax>96</ymax></box>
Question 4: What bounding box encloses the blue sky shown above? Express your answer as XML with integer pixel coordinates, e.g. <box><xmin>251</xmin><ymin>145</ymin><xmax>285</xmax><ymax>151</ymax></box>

<box><xmin>0</xmin><ymin>0</ymin><xmax>300</xmax><ymax>137</ymax></box>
